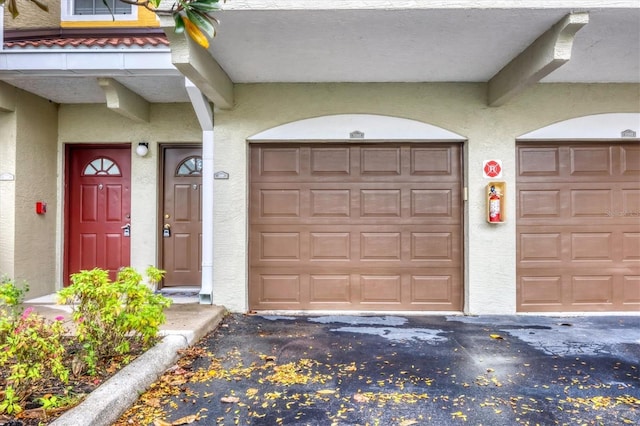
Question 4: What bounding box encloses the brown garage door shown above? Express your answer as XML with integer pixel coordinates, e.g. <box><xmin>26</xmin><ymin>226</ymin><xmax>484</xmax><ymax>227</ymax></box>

<box><xmin>249</xmin><ymin>143</ymin><xmax>463</xmax><ymax>311</ymax></box>
<box><xmin>517</xmin><ymin>142</ymin><xmax>640</xmax><ymax>312</ymax></box>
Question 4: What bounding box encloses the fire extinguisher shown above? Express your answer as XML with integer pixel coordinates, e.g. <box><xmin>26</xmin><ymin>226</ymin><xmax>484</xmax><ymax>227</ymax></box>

<box><xmin>489</xmin><ymin>185</ymin><xmax>501</xmax><ymax>222</ymax></box>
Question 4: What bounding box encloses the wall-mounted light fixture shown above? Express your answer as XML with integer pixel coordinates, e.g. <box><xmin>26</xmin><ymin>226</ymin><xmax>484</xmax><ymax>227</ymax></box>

<box><xmin>136</xmin><ymin>142</ymin><xmax>149</xmax><ymax>157</ymax></box>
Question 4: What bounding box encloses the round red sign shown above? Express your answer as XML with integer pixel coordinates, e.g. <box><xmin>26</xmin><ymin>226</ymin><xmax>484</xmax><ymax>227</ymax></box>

<box><xmin>484</xmin><ymin>160</ymin><xmax>502</xmax><ymax>178</ymax></box>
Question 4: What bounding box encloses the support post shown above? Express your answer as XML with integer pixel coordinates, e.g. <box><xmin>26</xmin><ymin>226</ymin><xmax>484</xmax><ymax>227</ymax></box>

<box><xmin>185</xmin><ymin>78</ymin><xmax>215</xmax><ymax>305</ymax></box>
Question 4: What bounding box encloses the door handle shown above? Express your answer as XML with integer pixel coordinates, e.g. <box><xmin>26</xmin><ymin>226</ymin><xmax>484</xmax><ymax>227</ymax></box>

<box><xmin>163</xmin><ymin>224</ymin><xmax>171</xmax><ymax>238</ymax></box>
<box><xmin>121</xmin><ymin>223</ymin><xmax>131</xmax><ymax>237</ymax></box>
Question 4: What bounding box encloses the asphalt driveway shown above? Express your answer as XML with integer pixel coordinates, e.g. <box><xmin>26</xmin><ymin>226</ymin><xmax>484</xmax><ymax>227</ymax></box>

<box><xmin>117</xmin><ymin>314</ymin><xmax>639</xmax><ymax>425</ymax></box>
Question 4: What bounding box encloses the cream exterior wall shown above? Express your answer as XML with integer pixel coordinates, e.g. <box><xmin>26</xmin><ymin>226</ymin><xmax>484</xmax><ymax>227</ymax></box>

<box><xmin>0</xmin><ymin>88</ymin><xmax>57</xmax><ymax>296</ymax></box>
<box><xmin>212</xmin><ymin>82</ymin><xmax>639</xmax><ymax>314</ymax></box>
<box><xmin>3</xmin><ymin>0</ymin><xmax>60</xmax><ymax>29</ymax></box>
<box><xmin>50</xmin><ymin>82</ymin><xmax>639</xmax><ymax>313</ymax></box>
<box><xmin>0</xmin><ymin>105</ymin><xmax>17</xmax><ymax>278</ymax></box>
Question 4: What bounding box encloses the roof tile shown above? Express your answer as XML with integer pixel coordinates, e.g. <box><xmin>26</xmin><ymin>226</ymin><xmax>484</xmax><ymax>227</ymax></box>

<box><xmin>4</xmin><ymin>35</ymin><xmax>169</xmax><ymax>49</ymax></box>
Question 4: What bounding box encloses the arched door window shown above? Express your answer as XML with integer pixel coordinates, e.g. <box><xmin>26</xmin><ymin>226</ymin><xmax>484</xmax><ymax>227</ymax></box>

<box><xmin>82</xmin><ymin>157</ymin><xmax>122</xmax><ymax>176</ymax></box>
<box><xmin>176</xmin><ymin>156</ymin><xmax>203</xmax><ymax>176</ymax></box>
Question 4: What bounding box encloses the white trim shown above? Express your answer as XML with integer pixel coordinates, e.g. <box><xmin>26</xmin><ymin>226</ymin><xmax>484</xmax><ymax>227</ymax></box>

<box><xmin>184</xmin><ymin>79</ymin><xmax>215</xmax><ymax>305</ymax></box>
<box><xmin>0</xmin><ymin>51</ymin><xmax>176</xmax><ymax>75</ymax></box>
<box><xmin>248</xmin><ymin>114</ymin><xmax>466</xmax><ymax>141</ymax></box>
<box><xmin>0</xmin><ymin>6</ymin><xmax>4</xmax><ymax>52</ymax></box>
<box><xmin>518</xmin><ymin>113</ymin><xmax>640</xmax><ymax>140</ymax></box>
<box><xmin>61</xmin><ymin>0</ymin><xmax>138</xmax><ymax>22</ymax></box>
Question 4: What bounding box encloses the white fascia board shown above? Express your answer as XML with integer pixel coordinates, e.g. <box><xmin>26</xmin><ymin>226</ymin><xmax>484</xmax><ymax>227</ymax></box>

<box><xmin>226</xmin><ymin>0</ymin><xmax>640</xmax><ymax>10</ymax></box>
<box><xmin>0</xmin><ymin>50</ymin><xmax>175</xmax><ymax>75</ymax></box>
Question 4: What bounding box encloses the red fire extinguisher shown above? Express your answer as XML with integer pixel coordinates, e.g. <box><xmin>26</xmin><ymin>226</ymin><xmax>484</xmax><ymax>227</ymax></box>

<box><xmin>489</xmin><ymin>185</ymin><xmax>501</xmax><ymax>222</ymax></box>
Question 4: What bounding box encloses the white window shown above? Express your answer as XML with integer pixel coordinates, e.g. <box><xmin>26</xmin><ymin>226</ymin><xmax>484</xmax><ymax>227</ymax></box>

<box><xmin>62</xmin><ymin>0</ymin><xmax>138</xmax><ymax>22</ymax></box>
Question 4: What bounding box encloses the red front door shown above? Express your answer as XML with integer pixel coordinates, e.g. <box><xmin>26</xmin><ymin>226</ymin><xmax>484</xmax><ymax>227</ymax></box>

<box><xmin>66</xmin><ymin>145</ymin><xmax>131</xmax><ymax>283</ymax></box>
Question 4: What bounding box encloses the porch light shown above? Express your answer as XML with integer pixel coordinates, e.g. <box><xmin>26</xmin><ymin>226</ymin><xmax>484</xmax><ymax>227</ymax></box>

<box><xmin>136</xmin><ymin>142</ymin><xmax>149</xmax><ymax>157</ymax></box>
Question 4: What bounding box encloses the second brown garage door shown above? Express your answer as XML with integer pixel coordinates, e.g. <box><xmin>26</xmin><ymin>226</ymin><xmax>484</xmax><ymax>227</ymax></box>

<box><xmin>249</xmin><ymin>143</ymin><xmax>463</xmax><ymax>311</ymax></box>
<box><xmin>517</xmin><ymin>142</ymin><xmax>640</xmax><ymax>312</ymax></box>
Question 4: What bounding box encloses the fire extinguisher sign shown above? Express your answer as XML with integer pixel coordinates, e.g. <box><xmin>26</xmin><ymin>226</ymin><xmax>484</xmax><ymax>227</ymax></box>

<box><xmin>483</xmin><ymin>160</ymin><xmax>502</xmax><ymax>178</ymax></box>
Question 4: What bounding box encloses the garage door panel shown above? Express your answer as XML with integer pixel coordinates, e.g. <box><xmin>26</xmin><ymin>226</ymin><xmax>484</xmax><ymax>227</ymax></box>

<box><xmin>519</xmin><ymin>276</ymin><xmax>564</xmax><ymax>306</ymax></box>
<box><xmin>518</xmin><ymin>147</ymin><xmax>561</xmax><ymax>177</ymax></box>
<box><xmin>410</xmin><ymin>146</ymin><xmax>456</xmax><ymax>176</ymax></box>
<box><xmin>252</xmin><ymin>226</ymin><xmax>459</xmax><ymax>268</ymax></box>
<box><xmin>623</xmin><ymin>233</ymin><xmax>640</xmax><ymax>261</ymax></box>
<box><xmin>250</xmin><ymin>143</ymin><xmax>463</xmax><ymax>311</ymax></box>
<box><xmin>254</xmin><ymin>147</ymin><xmax>301</xmax><ymax>177</ymax></box>
<box><xmin>517</xmin><ymin>142</ymin><xmax>640</xmax><ymax>312</ymax></box>
<box><xmin>571</xmin><ymin>276</ymin><xmax>614</xmax><ymax>304</ymax></box>
<box><xmin>571</xmin><ymin>189</ymin><xmax>613</xmax><ymax>218</ymax></box>
<box><xmin>622</xmin><ymin>276</ymin><xmax>640</xmax><ymax>305</ymax></box>
<box><xmin>252</xmin><ymin>184</ymin><xmax>461</xmax><ymax>225</ymax></box>
<box><xmin>620</xmin><ymin>145</ymin><xmax>640</xmax><ymax>175</ymax></box>
<box><xmin>519</xmin><ymin>190</ymin><xmax>562</xmax><ymax>218</ymax></box>
<box><xmin>569</xmin><ymin>146</ymin><xmax>614</xmax><ymax>176</ymax></box>
<box><xmin>310</xmin><ymin>147</ymin><xmax>351</xmax><ymax>175</ymax></box>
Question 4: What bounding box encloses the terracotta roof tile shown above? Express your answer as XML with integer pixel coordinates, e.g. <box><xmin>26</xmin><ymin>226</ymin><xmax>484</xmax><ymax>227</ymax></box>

<box><xmin>4</xmin><ymin>35</ymin><xmax>169</xmax><ymax>49</ymax></box>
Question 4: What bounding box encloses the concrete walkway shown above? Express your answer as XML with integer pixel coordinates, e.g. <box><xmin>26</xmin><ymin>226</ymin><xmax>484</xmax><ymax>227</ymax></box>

<box><xmin>23</xmin><ymin>293</ymin><xmax>226</xmax><ymax>426</ymax></box>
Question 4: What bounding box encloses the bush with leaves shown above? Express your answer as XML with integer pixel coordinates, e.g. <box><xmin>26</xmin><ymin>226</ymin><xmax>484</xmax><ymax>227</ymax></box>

<box><xmin>0</xmin><ymin>278</ymin><xmax>69</xmax><ymax>415</ymax></box>
<box><xmin>58</xmin><ymin>266</ymin><xmax>172</xmax><ymax>375</ymax></box>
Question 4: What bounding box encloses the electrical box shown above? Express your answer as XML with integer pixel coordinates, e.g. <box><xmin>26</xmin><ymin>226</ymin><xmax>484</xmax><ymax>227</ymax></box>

<box><xmin>486</xmin><ymin>182</ymin><xmax>506</xmax><ymax>223</ymax></box>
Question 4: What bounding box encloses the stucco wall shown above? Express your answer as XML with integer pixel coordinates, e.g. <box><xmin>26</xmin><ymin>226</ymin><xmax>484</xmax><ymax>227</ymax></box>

<box><xmin>212</xmin><ymin>82</ymin><xmax>639</xmax><ymax>313</ymax></box>
<box><xmin>0</xmin><ymin>106</ymin><xmax>17</xmax><ymax>278</ymax></box>
<box><xmin>54</xmin><ymin>82</ymin><xmax>639</xmax><ymax>313</ymax></box>
<box><xmin>3</xmin><ymin>0</ymin><xmax>61</xmax><ymax>29</ymax></box>
<box><xmin>11</xmin><ymin>91</ymin><xmax>58</xmax><ymax>297</ymax></box>
<box><xmin>58</xmin><ymin>102</ymin><xmax>202</xmax><ymax>285</ymax></box>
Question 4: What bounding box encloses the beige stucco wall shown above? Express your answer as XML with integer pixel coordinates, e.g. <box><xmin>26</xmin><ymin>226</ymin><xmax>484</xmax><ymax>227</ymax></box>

<box><xmin>0</xmin><ymin>88</ymin><xmax>58</xmax><ymax>297</ymax></box>
<box><xmin>3</xmin><ymin>0</ymin><xmax>61</xmax><ymax>29</ymax></box>
<box><xmin>54</xmin><ymin>82</ymin><xmax>639</xmax><ymax>313</ymax></box>
<box><xmin>211</xmin><ymin>82</ymin><xmax>639</xmax><ymax>313</ymax></box>
<box><xmin>0</xmin><ymin>104</ymin><xmax>17</xmax><ymax>278</ymax></box>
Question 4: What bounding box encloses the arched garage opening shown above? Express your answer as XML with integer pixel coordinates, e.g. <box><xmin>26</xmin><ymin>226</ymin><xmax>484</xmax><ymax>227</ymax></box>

<box><xmin>516</xmin><ymin>113</ymin><xmax>640</xmax><ymax>312</ymax></box>
<box><xmin>247</xmin><ymin>114</ymin><xmax>467</xmax><ymax>312</ymax></box>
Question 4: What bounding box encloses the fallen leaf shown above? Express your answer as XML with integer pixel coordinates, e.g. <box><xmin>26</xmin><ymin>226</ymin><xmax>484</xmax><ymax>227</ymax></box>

<box><xmin>145</xmin><ymin>397</ymin><xmax>161</xmax><ymax>408</ymax></box>
<box><xmin>489</xmin><ymin>334</ymin><xmax>504</xmax><ymax>340</ymax></box>
<box><xmin>317</xmin><ymin>389</ymin><xmax>337</xmax><ymax>395</ymax></box>
<box><xmin>153</xmin><ymin>420</ymin><xmax>172</xmax><ymax>426</ymax></box>
<box><xmin>399</xmin><ymin>420</ymin><xmax>418</xmax><ymax>426</ymax></box>
<box><xmin>353</xmin><ymin>393</ymin><xmax>370</xmax><ymax>403</ymax></box>
<box><xmin>172</xmin><ymin>414</ymin><xmax>200</xmax><ymax>425</ymax></box>
<box><xmin>221</xmin><ymin>396</ymin><xmax>240</xmax><ymax>403</ymax></box>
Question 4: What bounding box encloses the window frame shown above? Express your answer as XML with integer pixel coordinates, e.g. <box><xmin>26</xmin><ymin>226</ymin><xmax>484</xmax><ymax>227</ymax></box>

<box><xmin>61</xmin><ymin>0</ymin><xmax>138</xmax><ymax>22</ymax></box>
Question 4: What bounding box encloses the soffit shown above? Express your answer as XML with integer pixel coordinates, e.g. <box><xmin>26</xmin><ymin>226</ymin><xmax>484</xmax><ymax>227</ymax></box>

<box><xmin>0</xmin><ymin>4</ymin><xmax>638</xmax><ymax>104</ymax></box>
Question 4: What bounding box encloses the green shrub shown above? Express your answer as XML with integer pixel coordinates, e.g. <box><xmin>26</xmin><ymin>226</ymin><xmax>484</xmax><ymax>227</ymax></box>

<box><xmin>58</xmin><ymin>267</ymin><xmax>172</xmax><ymax>375</ymax></box>
<box><xmin>0</xmin><ymin>302</ymin><xmax>69</xmax><ymax>414</ymax></box>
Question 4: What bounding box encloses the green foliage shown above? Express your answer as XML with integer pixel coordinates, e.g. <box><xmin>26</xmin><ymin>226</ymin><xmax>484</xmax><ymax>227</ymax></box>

<box><xmin>0</xmin><ymin>306</ymin><xmax>69</xmax><ymax>415</ymax></box>
<box><xmin>0</xmin><ymin>275</ymin><xmax>29</xmax><ymax>317</ymax></box>
<box><xmin>37</xmin><ymin>393</ymin><xmax>81</xmax><ymax>410</ymax></box>
<box><xmin>58</xmin><ymin>267</ymin><xmax>172</xmax><ymax>375</ymax></box>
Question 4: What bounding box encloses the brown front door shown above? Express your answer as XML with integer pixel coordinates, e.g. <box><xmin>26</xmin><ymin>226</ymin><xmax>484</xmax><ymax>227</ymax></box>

<box><xmin>161</xmin><ymin>146</ymin><xmax>202</xmax><ymax>288</ymax></box>
<box><xmin>517</xmin><ymin>142</ymin><xmax>640</xmax><ymax>312</ymax></box>
<box><xmin>249</xmin><ymin>143</ymin><xmax>463</xmax><ymax>311</ymax></box>
<box><xmin>66</xmin><ymin>145</ymin><xmax>131</xmax><ymax>282</ymax></box>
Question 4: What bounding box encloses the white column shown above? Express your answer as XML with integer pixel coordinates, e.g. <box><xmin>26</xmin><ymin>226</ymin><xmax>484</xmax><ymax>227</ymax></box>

<box><xmin>184</xmin><ymin>78</ymin><xmax>215</xmax><ymax>304</ymax></box>
<box><xmin>200</xmin><ymin>129</ymin><xmax>214</xmax><ymax>304</ymax></box>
